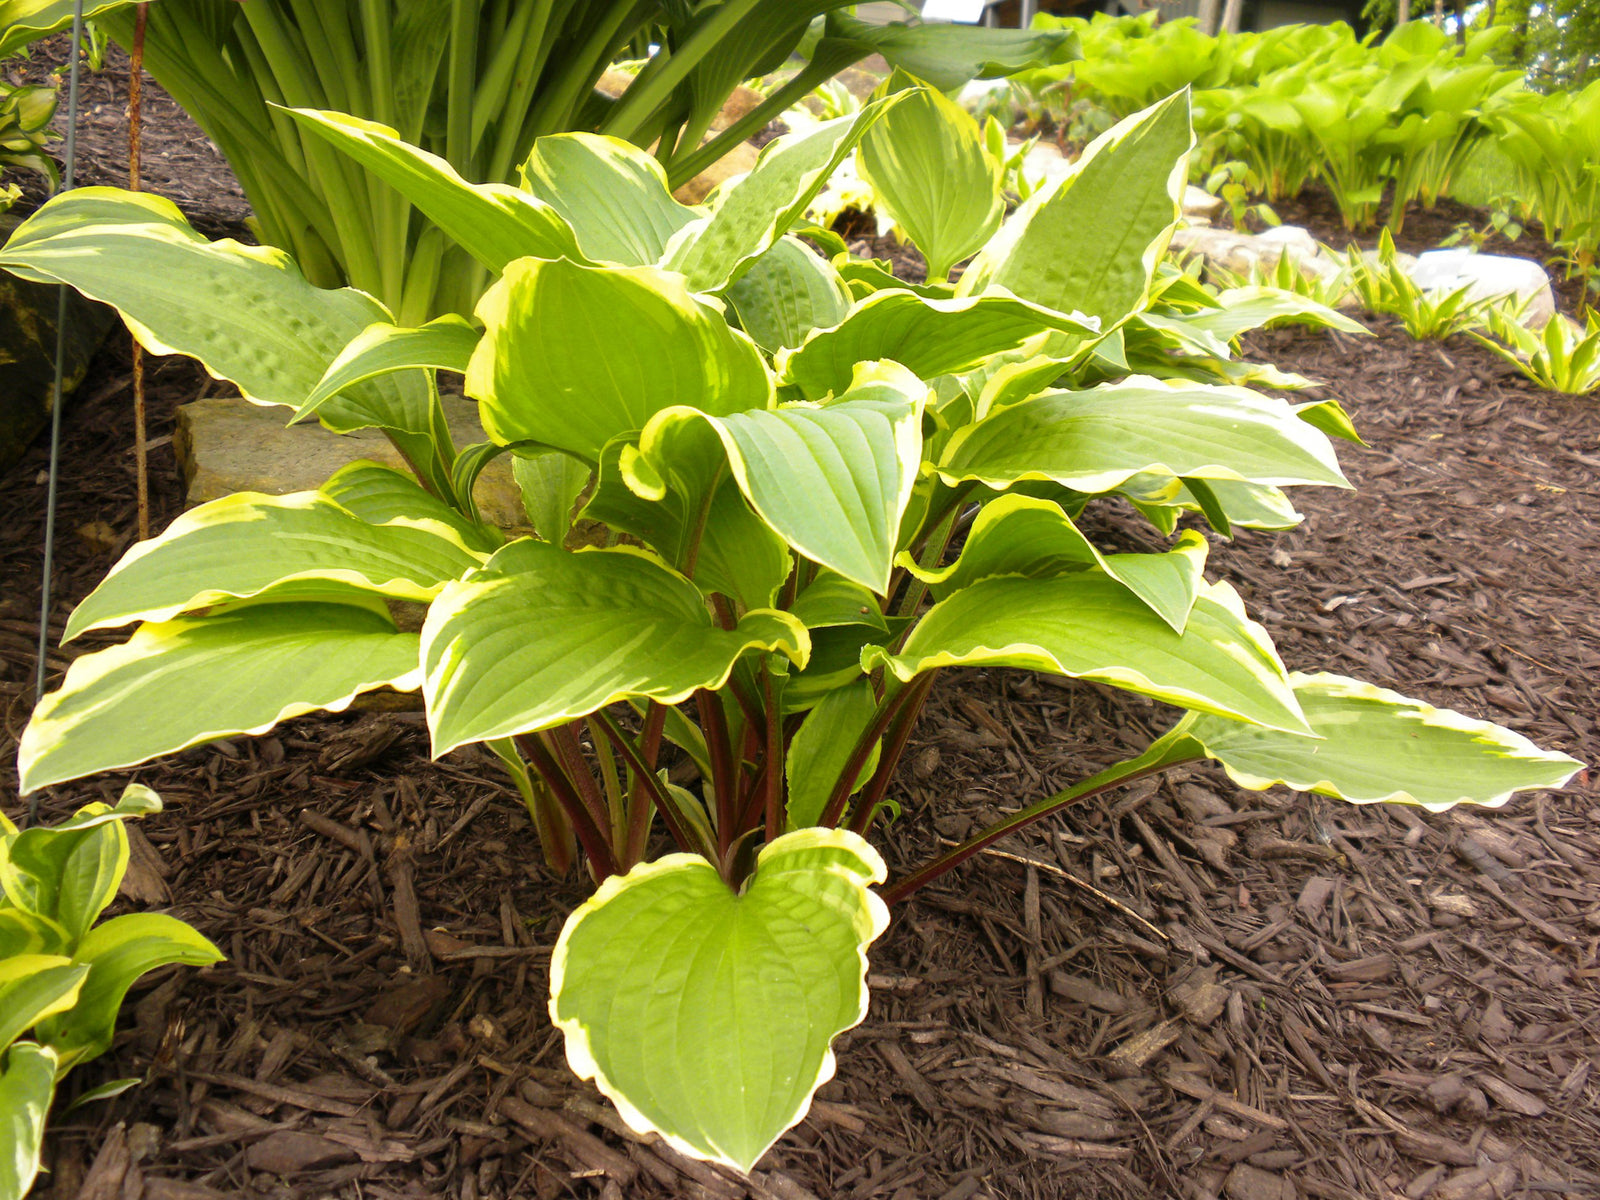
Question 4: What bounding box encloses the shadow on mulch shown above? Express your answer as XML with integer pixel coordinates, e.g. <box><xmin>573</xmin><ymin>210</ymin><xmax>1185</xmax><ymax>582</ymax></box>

<box><xmin>2</xmin><ymin>54</ymin><xmax>1599</xmax><ymax>1200</ymax></box>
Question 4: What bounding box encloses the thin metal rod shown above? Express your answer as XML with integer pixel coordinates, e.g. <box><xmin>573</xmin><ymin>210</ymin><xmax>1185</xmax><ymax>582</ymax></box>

<box><xmin>29</xmin><ymin>0</ymin><xmax>88</xmax><ymax>824</ymax></box>
<box><xmin>130</xmin><ymin>3</ymin><xmax>150</xmax><ymax>540</ymax></box>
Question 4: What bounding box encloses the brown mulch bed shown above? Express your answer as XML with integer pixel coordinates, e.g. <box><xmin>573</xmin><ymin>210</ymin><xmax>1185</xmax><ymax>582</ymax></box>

<box><xmin>3</xmin><ymin>57</ymin><xmax>1600</xmax><ymax>1200</ymax></box>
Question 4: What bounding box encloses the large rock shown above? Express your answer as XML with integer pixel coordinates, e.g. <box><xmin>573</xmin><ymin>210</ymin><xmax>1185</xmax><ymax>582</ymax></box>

<box><xmin>1407</xmin><ymin>249</ymin><xmax>1555</xmax><ymax>328</ymax></box>
<box><xmin>177</xmin><ymin>394</ymin><xmax>527</xmax><ymax>529</ymax></box>
<box><xmin>0</xmin><ymin>214</ymin><xmax>117</xmax><ymax>473</ymax></box>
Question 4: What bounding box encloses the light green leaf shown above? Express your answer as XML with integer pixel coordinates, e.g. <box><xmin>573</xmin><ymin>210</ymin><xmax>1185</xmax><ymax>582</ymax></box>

<box><xmin>1123</xmin><ymin>476</ymin><xmax>1306</xmax><ymax>534</ymax></box>
<box><xmin>320</xmin><ymin>461</ymin><xmax>499</xmax><ymax>553</ymax></box>
<box><xmin>901</xmin><ymin>494</ymin><xmax>1207</xmax><ymax>632</ymax></box>
<box><xmin>869</xmin><ymin>576</ymin><xmax>1309</xmax><ymax>734</ymax></box>
<box><xmin>664</xmin><ymin>101</ymin><xmax>898</xmax><ymax>294</ymax></box>
<box><xmin>826</xmin><ymin>13</ymin><xmax>1079</xmax><ymax>93</ymax></box>
<box><xmin>1169</xmin><ymin>672</ymin><xmax>1584</xmax><ymax>812</ymax></box>
<box><xmin>521</xmin><ymin>133</ymin><xmax>701</xmax><ymax>267</ymax></box>
<box><xmin>789</xmin><ymin>572</ymin><xmax>887</xmax><ymax>634</ymax></box>
<box><xmin>777</xmin><ymin>288</ymin><xmax>1096</xmax><ymax>401</ymax></box>
<box><xmin>467</xmin><ymin>257</ymin><xmax>772</xmax><ymax>459</ymax></box>
<box><xmin>422</xmin><ymin>541</ymin><xmax>808</xmax><ymax>757</ymax></box>
<box><xmin>0</xmin><ymin>0</ymin><xmax>143</xmax><ymax>57</ymax></box>
<box><xmin>512</xmin><ymin>450</ymin><xmax>592</xmax><ymax>548</ymax></box>
<box><xmin>723</xmin><ymin>236</ymin><xmax>852</xmax><ymax>354</ymax></box>
<box><xmin>0</xmin><ymin>188</ymin><xmax>430</xmax><ymax>435</ymax></box>
<box><xmin>0</xmin><ymin>787</ymin><xmax>159</xmax><ymax>930</ymax></box>
<box><xmin>284</xmin><ymin>108</ymin><xmax>583</xmax><ymax>274</ymax></box>
<box><xmin>1177</xmin><ymin>287</ymin><xmax>1368</xmax><ymax>342</ymax></box>
<box><xmin>786</xmin><ymin>681</ymin><xmax>881</xmax><ymax>829</ymax></box>
<box><xmin>0</xmin><ymin>1042</ymin><xmax>57</xmax><ymax>1200</ymax></box>
<box><xmin>298</xmin><ymin>315</ymin><xmax>480</xmax><ymax>424</ymax></box>
<box><xmin>64</xmin><ymin>490</ymin><xmax>484</xmax><ymax>641</ymax></box>
<box><xmin>958</xmin><ymin>92</ymin><xmax>1193</xmax><ymax>326</ymax></box>
<box><xmin>18</xmin><ymin>604</ymin><xmax>422</xmax><ymax>793</ymax></box>
<box><xmin>633</xmin><ymin>363</ymin><xmax>928</xmax><ymax>594</ymax></box>
<box><xmin>38</xmin><ymin>913</ymin><xmax>223</xmax><ymax>1070</ymax></box>
<box><xmin>0</xmin><ymin>911</ymin><xmax>65</xmax><ymax>960</ymax></box>
<box><xmin>857</xmin><ymin>74</ymin><xmax>1003</xmax><ymax>284</ymax></box>
<box><xmin>550</xmin><ymin>828</ymin><xmax>889</xmax><ymax>1173</ymax></box>
<box><xmin>937</xmin><ymin>377</ymin><xmax>1350</xmax><ymax>494</ymax></box>
<box><xmin>0</xmin><ymin>958</ymin><xmax>86</xmax><ymax>1056</ymax></box>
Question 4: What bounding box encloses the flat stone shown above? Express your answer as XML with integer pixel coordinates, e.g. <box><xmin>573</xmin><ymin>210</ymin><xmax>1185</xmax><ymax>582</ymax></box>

<box><xmin>1183</xmin><ymin>185</ymin><xmax>1225</xmax><ymax>219</ymax></box>
<box><xmin>1254</xmin><ymin>224</ymin><xmax>1318</xmax><ymax>257</ymax></box>
<box><xmin>1407</xmin><ymin>249</ymin><xmax>1555</xmax><ymax>327</ymax></box>
<box><xmin>177</xmin><ymin>395</ymin><xmax>526</xmax><ymax>529</ymax></box>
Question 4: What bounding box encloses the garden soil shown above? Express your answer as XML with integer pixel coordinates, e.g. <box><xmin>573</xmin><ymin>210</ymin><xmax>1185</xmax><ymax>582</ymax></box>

<box><xmin>2</xmin><ymin>54</ymin><xmax>1598</xmax><ymax>1200</ymax></box>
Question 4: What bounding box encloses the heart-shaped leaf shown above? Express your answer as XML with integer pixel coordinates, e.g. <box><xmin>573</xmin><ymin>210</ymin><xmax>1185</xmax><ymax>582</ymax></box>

<box><xmin>550</xmin><ymin>829</ymin><xmax>889</xmax><ymax>1173</ymax></box>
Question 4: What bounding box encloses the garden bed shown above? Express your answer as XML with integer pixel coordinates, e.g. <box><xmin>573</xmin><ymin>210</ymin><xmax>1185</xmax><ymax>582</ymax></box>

<box><xmin>2</xmin><ymin>58</ymin><xmax>1598</xmax><ymax>1200</ymax></box>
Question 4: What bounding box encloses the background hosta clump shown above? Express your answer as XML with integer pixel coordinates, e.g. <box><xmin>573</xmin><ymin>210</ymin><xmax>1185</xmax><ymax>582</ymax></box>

<box><xmin>3</xmin><ymin>80</ymin><xmax>1581</xmax><ymax>1172</ymax></box>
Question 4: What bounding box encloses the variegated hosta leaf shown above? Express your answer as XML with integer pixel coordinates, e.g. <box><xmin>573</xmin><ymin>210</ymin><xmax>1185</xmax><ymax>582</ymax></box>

<box><xmin>663</xmin><ymin>100</ymin><xmax>899</xmax><ymax>294</ymax></box>
<box><xmin>0</xmin><ymin>188</ymin><xmax>430</xmax><ymax>435</ymax></box>
<box><xmin>826</xmin><ymin>12</ymin><xmax>1079</xmax><ymax>93</ymax></box>
<box><xmin>723</xmin><ymin>236</ymin><xmax>852</xmax><ymax>354</ymax></box>
<box><xmin>421</xmin><ymin>540</ymin><xmax>808</xmax><ymax>757</ymax></box>
<box><xmin>0</xmin><ymin>958</ymin><xmax>86</xmax><ymax>1057</ymax></box>
<box><xmin>18</xmin><ymin>604</ymin><xmax>422</xmax><ymax>793</ymax></box>
<box><xmin>867</xmin><ymin>575</ymin><xmax>1310</xmax><ymax>734</ymax></box>
<box><xmin>1123</xmin><ymin>476</ymin><xmax>1305</xmax><ymax>534</ymax></box>
<box><xmin>899</xmin><ymin>494</ymin><xmax>1207</xmax><ymax>633</ymax></box>
<box><xmin>550</xmin><ymin>829</ymin><xmax>889</xmax><ymax>1173</ymax></box>
<box><xmin>1174</xmin><ymin>287</ymin><xmax>1369</xmax><ymax>342</ymax></box>
<box><xmin>285</xmin><ymin>107</ymin><xmax>583</xmax><ymax>274</ymax></box>
<box><xmin>298</xmin><ymin>314</ymin><xmax>481</xmax><ymax>424</ymax></box>
<box><xmin>856</xmin><ymin>73</ymin><xmax>1003</xmax><ymax>284</ymax></box>
<box><xmin>520</xmin><ymin>132</ymin><xmax>701</xmax><ymax>267</ymax></box>
<box><xmin>467</xmin><ymin>257</ymin><xmax>772</xmax><ymax>459</ymax></box>
<box><xmin>64</xmin><ymin>490</ymin><xmax>485</xmax><ymax>641</ymax></box>
<box><xmin>776</xmin><ymin>288</ymin><xmax>1097</xmax><ymax>401</ymax></box>
<box><xmin>958</xmin><ymin>92</ymin><xmax>1193</xmax><ymax>327</ymax></box>
<box><xmin>630</xmin><ymin>363</ymin><xmax>928</xmax><ymax>594</ymax></box>
<box><xmin>937</xmin><ymin>377</ymin><xmax>1350</xmax><ymax>494</ymax></box>
<box><xmin>0</xmin><ymin>1042</ymin><xmax>57</xmax><ymax>1200</ymax></box>
<box><xmin>785</xmin><ymin>679</ymin><xmax>881</xmax><ymax>829</ymax></box>
<box><xmin>1167</xmin><ymin>672</ymin><xmax>1585</xmax><ymax>811</ymax></box>
<box><xmin>321</xmin><ymin>461</ymin><xmax>499</xmax><ymax>551</ymax></box>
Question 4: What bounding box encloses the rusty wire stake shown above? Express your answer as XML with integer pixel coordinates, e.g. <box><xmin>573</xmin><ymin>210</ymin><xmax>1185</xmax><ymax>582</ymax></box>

<box><xmin>129</xmin><ymin>2</ymin><xmax>150</xmax><ymax>540</ymax></box>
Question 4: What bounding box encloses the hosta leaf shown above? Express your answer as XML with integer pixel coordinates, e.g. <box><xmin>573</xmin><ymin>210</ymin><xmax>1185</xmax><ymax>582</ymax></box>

<box><xmin>0</xmin><ymin>911</ymin><xmax>65</xmax><ymax>960</ymax></box>
<box><xmin>786</xmin><ymin>681</ymin><xmax>881</xmax><ymax>829</ymax></box>
<box><xmin>520</xmin><ymin>133</ymin><xmax>701</xmax><ymax>267</ymax></box>
<box><xmin>0</xmin><ymin>1042</ymin><xmax>57</xmax><ymax>1200</ymax></box>
<box><xmin>421</xmin><ymin>541</ymin><xmax>808</xmax><ymax>757</ymax></box>
<box><xmin>826</xmin><ymin>13</ymin><xmax>1079</xmax><ymax>93</ymax></box>
<box><xmin>18</xmin><ymin>604</ymin><xmax>422</xmax><ymax>793</ymax></box>
<box><xmin>298</xmin><ymin>315</ymin><xmax>480</xmax><ymax>424</ymax></box>
<box><xmin>868</xmin><ymin>575</ymin><xmax>1309</xmax><ymax>734</ymax></box>
<box><xmin>64</xmin><ymin>491</ymin><xmax>484</xmax><ymax>641</ymax></box>
<box><xmin>958</xmin><ymin>92</ymin><xmax>1192</xmax><ymax>326</ymax></box>
<box><xmin>0</xmin><ymin>959</ymin><xmax>86</xmax><ymax>1056</ymax></box>
<box><xmin>901</xmin><ymin>494</ymin><xmax>1207</xmax><ymax>632</ymax></box>
<box><xmin>633</xmin><ymin>364</ymin><xmax>927</xmax><ymax>593</ymax></box>
<box><xmin>724</xmin><ymin>236</ymin><xmax>851</xmax><ymax>353</ymax></box>
<box><xmin>38</xmin><ymin>913</ymin><xmax>223</xmax><ymax>1070</ymax></box>
<box><xmin>664</xmin><ymin>101</ymin><xmax>898</xmax><ymax>293</ymax></box>
<box><xmin>777</xmin><ymin>288</ymin><xmax>1096</xmax><ymax>401</ymax></box>
<box><xmin>0</xmin><ymin>787</ymin><xmax>159</xmax><ymax>925</ymax></box>
<box><xmin>1177</xmin><ymin>287</ymin><xmax>1368</xmax><ymax>342</ymax></box>
<box><xmin>0</xmin><ymin>0</ymin><xmax>143</xmax><ymax>57</ymax></box>
<box><xmin>937</xmin><ymin>378</ymin><xmax>1350</xmax><ymax>494</ymax></box>
<box><xmin>550</xmin><ymin>828</ymin><xmax>889</xmax><ymax>1172</ymax></box>
<box><xmin>0</xmin><ymin>188</ymin><xmax>430</xmax><ymax>435</ymax></box>
<box><xmin>1168</xmin><ymin>672</ymin><xmax>1584</xmax><ymax>811</ymax></box>
<box><xmin>320</xmin><ymin>462</ymin><xmax>498</xmax><ymax>552</ymax></box>
<box><xmin>856</xmin><ymin>72</ymin><xmax>1002</xmax><ymax>283</ymax></box>
<box><xmin>512</xmin><ymin>450</ymin><xmax>592</xmax><ymax>548</ymax></box>
<box><xmin>789</xmin><ymin>572</ymin><xmax>887</xmax><ymax>634</ymax></box>
<box><xmin>468</xmin><ymin>257</ymin><xmax>772</xmax><ymax>459</ymax></box>
<box><xmin>285</xmin><ymin>108</ymin><xmax>583</xmax><ymax>274</ymax></box>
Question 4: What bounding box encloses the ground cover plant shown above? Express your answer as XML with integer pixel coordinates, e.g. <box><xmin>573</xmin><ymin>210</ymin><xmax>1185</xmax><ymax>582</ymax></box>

<box><xmin>0</xmin><ymin>786</ymin><xmax>221</xmax><ymax>1200</ymax></box>
<box><xmin>3</xmin><ymin>80</ymin><xmax>1584</xmax><ymax>1177</ymax></box>
<box><xmin>0</xmin><ymin>2</ymin><xmax>1075</xmax><ymax>321</ymax></box>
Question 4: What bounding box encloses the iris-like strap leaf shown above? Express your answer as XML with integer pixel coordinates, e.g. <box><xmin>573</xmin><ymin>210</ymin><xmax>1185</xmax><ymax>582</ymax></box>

<box><xmin>1169</xmin><ymin>672</ymin><xmax>1584</xmax><ymax>811</ymax></box>
<box><xmin>868</xmin><ymin>576</ymin><xmax>1309</xmax><ymax>735</ymax></box>
<box><xmin>777</xmin><ymin>288</ymin><xmax>1097</xmax><ymax>401</ymax></box>
<box><xmin>468</xmin><ymin>257</ymin><xmax>772</xmax><ymax>459</ymax></box>
<box><xmin>422</xmin><ymin>541</ymin><xmax>808</xmax><ymax>757</ymax></box>
<box><xmin>520</xmin><ymin>132</ymin><xmax>701</xmax><ymax>267</ymax></box>
<box><xmin>900</xmin><ymin>494</ymin><xmax>1207</xmax><ymax>633</ymax></box>
<box><xmin>0</xmin><ymin>188</ymin><xmax>429</xmax><ymax>435</ymax></box>
<box><xmin>958</xmin><ymin>92</ymin><xmax>1192</xmax><ymax>327</ymax></box>
<box><xmin>550</xmin><ymin>828</ymin><xmax>889</xmax><ymax>1173</ymax></box>
<box><xmin>284</xmin><ymin>108</ymin><xmax>583</xmax><ymax>274</ymax></box>
<box><xmin>19</xmin><ymin>604</ymin><xmax>422</xmax><ymax>793</ymax></box>
<box><xmin>937</xmin><ymin>377</ymin><xmax>1350</xmax><ymax>494</ymax></box>
<box><xmin>65</xmin><ymin>490</ymin><xmax>484</xmax><ymax>641</ymax></box>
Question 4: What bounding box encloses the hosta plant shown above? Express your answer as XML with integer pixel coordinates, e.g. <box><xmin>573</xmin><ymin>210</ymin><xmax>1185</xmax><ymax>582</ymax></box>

<box><xmin>5</xmin><ymin>85</ymin><xmax>1581</xmax><ymax>1172</ymax></box>
<box><xmin>0</xmin><ymin>1</ymin><xmax>1075</xmax><ymax>320</ymax></box>
<box><xmin>0</xmin><ymin>786</ymin><xmax>223</xmax><ymax>1200</ymax></box>
<box><xmin>0</xmin><ymin>77</ymin><xmax>58</xmax><ymax>205</ymax></box>
<box><xmin>1474</xmin><ymin>305</ymin><xmax>1600</xmax><ymax>396</ymax></box>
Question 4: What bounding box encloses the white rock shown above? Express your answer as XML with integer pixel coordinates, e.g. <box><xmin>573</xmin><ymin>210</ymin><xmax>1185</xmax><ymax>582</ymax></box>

<box><xmin>1407</xmin><ymin>250</ymin><xmax>1555</xmax><ymax>327</ymax></box>
<box><xmin>1183</xmin><ymin>185</ymin><xmax>1224</xmax><ymax>219</ymax></box>
<box><xmin>1254</xmin><ymin>224</ymin><xmax>1318</xmax><ymax>257</ymax></box>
